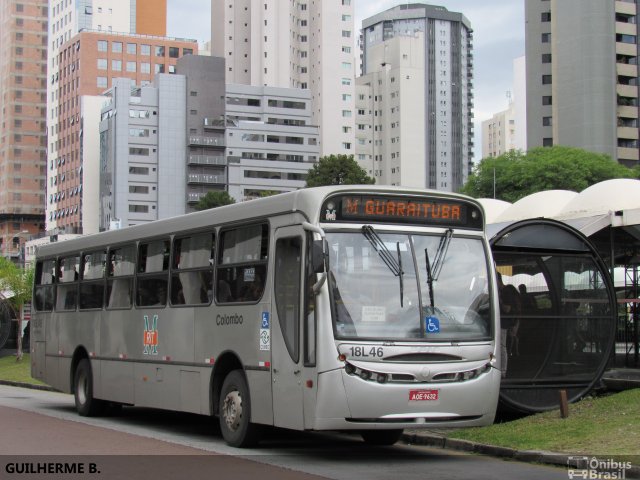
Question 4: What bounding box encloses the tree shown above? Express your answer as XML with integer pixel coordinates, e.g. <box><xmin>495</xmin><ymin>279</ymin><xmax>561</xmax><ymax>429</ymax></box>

<box><xmin>305</xmin><ymin>154</ymin><xmax>375</xmax><ymax>187</ymax></box>
<box><xmin>0</xmin><ymin>257</ymin><xmax>34</xmax><ymax>361</ymax></box>
<box><xmin>193</xmin><ymin>190</ymin><xmax>236</xmax><ymax>211</ymax></box>
<box><xmin>461</xmin><ymin>146</ymin><xmax>637</xmax><ymax>202</ymax></box>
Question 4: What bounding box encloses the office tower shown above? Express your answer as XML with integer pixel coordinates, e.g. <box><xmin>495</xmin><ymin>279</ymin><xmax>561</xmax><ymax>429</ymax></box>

<box><xmin>47</xmin><ymin>31</ymin><xmax>197</xmax><ymax>235</ymax></box>
<box><xmin>211</xmin><ymin>0</ymin><xmax>355</xmax><ymax>157</ymax></box>
<box><xmin>357</xmin><ymin>3</ymin><xmax>474</xmax><ymax>192</ymax></box>
<box><xmin>99</xmin><ymin>76</ymin><xmax>187</xmax><ymax>230</ymax></box>
<box><xmin>525</xmin><ymin>0</ymin><xmax>639</xmax><ymax>168</ymax></box>
<box><xmin>46</xmin><ymin>0</ymin><xmax>169</xmax><ymax>233</ymax></box>
<box><xmin>225</xmin><ymin>84</ymin><xmax>319</xmax><ymax>202</ymax></box>
<box><xmin>0</xmin><ymin>0</ymin><xmax>48</xmax><ymax>261</ymax></box>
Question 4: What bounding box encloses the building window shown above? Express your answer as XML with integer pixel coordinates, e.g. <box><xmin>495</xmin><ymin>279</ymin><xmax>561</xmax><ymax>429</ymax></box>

<box><xmin>169</xmin><ymin>47</ymin><xmax>179</xmax><ymax>58</ymax></box>
<box><xmin>141</xmin><ymin>62</ymin><xmax>150</xmax><ymax>74</ymax></box>
<box><xmin>155</xmin><ymin>45</ymin><xmax>165</xmax><ymax>56</ymax></box>
<box><xmin>541</xmin><ymin>12</ymin><xmax>551</xmax><ymax>22</ymax></box>
<box><xmin>541</xmin><ymin>33</ymin><xmax>551</xmax><ymax>43</ymax></box>
<box><xmin>112</xmin><ymin>42</ymin><xmax>122</xmax><ymax>53</ymax></box>
<box><xmin>112</xmin><ymin>59</ymin><xmax>122</xmax><ymax>71</ymax></box>
<box><xmin>97</xmin><ymin>59</ymin><xmax>107</xmax><ymax>69</ymax></box>
<box><xmin>97</xmin><ymin>40</ymin><xmax>107</xmax><ymax>52</ymax></box>
<box><xmin>141</xmin><ymin>44</ymin><xmax>151</xmax><ymax>55</ymax></box>
<box><xmin>127</xmin><ymin>43</ymin><xmax>136</xmax><ymax>54</ymax></box>
<box><xmin>542</xmin><ymin>95</ymin><xmax>552</xmax><ymax>105</ymax></box>
<box><xmin>126</xmin><ymin>61</ymin><xmax>136</xmax><ymax>72</ymax></box>
<box><xmin>542</xmin><ymin>116</ymin><xmax>552</xmax><ymax>126</ymax></box>
<box><xmin>542</xmin><ymin>53</ymin><xmax>552</xmax><ymax>63</ymax></box>
<box><xmin>542</xmin><ymin>74</ymin><xmax>552</xmax><ymax>84</ymax></box>
<box><xmin>543</xmin><ymin>138</ymin><xmax>553</xmax><ymax>147</ymax></box>
<box><xmin>97</xmin><ymin>77</ymin><xmax>107</xmax><ymax>88</ymax></box>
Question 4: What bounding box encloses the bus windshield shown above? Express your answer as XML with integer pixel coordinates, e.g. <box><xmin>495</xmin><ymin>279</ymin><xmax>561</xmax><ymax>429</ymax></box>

<box><xmin>328</xmin><ymin>229</ymin><xmax>491</xmax><ymax>342</ymax></box>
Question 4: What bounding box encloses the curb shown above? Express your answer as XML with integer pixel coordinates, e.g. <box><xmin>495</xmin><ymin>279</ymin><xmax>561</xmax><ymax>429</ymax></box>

<box><xmin>402</xmin><ymin>432</ymin><xmax>640</xmax><ymax>478</ymax></box>
<box><xmin>0</xmin><ymin>379</ymin><xmax>58</xmax><ymax>392</ymax></box>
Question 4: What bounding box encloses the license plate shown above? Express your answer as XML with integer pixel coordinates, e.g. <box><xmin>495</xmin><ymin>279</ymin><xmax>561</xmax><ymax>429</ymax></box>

<box><xmin>409</xmin><ymin>389</ymin><xmax>439</xmax><ymax>401</ymax></box>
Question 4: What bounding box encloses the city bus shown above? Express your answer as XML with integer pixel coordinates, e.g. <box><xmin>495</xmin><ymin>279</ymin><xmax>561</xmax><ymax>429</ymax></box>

<box><xmin>31</xmin><ymin>186</ymin><xmax>501</xmax><ymax>447</ymax></box>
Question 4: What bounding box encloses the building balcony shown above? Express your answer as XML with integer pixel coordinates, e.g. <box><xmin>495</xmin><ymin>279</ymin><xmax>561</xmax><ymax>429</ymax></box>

<box><xmin>615</xmin><ymin>0</ymin><xmax>636</xmax><ymax>16</ymax></box>
<box><xmin>187</xmin><ymin>173</ymin><xmax>227</xmax><ymax>185</ymax></box>
<box><xmin>204</xmin><ymin>117</ymin><xmax>225</xmax><ymax>130</ymax></box>
<box><xmin>618</xmin><ymin>105</ymin><xmax>639</xmax><ymax>118</ymax></box>
<box><xmin>617</xmin><ymin>84</ymin><xmax>638</xmax><ymax>98</ymax></box>
<box><xmin>188</xmin><ymin>154</ymin><xmax>226</xmax><ymax>166</ymax></box>
<box><xmin>618</xmin><ymin>147</ymin><xmax>639</xmax><ymax>161</ymax></box>
<box><xmin>618</xmin><ymin>126</ymin><xmax>639</xmax><ymax>139</ymax></box>
<box><xmin>617</xmin><ymin>63</ymin><xmax>637</xmax><ymax>77</ymax></box>
<box><xmin>616</xmin><ymin>42</ymin><xmax>637</xmax><ymax>56</ymax></box>
<box><xmin>188</xmin><ymin>135</ymin><xmax>225</xmax><ymax>147</ymax></box>
<box><xmin>616</xmin><ymin>21</ymin><xmax>637</xmax><ymax>36</ymax></box>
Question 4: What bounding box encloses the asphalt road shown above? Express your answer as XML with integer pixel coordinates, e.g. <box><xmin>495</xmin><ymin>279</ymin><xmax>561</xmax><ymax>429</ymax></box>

<box><xmin>0</xmin><ymin>385</ymin><xmax>571</xmax><ymax>480</ymax></box>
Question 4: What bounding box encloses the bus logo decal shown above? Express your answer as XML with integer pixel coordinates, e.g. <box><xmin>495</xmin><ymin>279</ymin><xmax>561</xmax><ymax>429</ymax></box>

<box><xmin>143</xmin><ymin>315</ymin><xmax>159</xmax><ymax>355</ymax></box>
<box><xmin>260</xmin><ymin>312</ymin><xmax>270</xmax><ymax>351</ymax></box>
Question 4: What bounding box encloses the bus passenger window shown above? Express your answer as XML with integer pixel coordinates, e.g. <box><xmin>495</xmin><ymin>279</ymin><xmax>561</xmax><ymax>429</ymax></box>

<box><xmin>216</xmin><ymin>224</ymin><xmax>268</xmax><ymax>303</ymax></box>
<box><xmin>79</xmin><ymin>250</ymin><xmax>106</xmax><ymax>310</ymax></box>
<box><xmin>137</xmin><ymin>239</ymin><xmax>170</xmax><ymax>307</ymax></box>
<box><xmin>170</xmin><ymin>232</ymin><xmax>214</xmax><ymax>306</ymax></box>
<box><xmin>56</xmin><ymin>255</ymin><xmax>79</xmax><ymax>311</ymax></box>
<box><xmin>106</xmin><ymin>245</ymin><xmax>135</xmax><ymax>309</ymax></box>
<box><xmin>34</xmin><ymin>259</ymin><xmax>56</xmax><ymax>312</ymax></box>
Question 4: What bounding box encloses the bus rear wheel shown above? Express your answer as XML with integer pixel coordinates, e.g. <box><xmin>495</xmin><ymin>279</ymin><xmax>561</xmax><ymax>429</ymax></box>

<box><xmin>74</xmin><ymin>359</ymin><xmax>106</xmax><ymax>417</ymax></box>
<box><xmin>361</xmin><ymin>429</ymin><xmax>404</xmax><ymax>446</ymax></box>
<box><xmin>219</xmin><ymin>370</ymin><xmax>260</xmax><ymax>448</ymax></box>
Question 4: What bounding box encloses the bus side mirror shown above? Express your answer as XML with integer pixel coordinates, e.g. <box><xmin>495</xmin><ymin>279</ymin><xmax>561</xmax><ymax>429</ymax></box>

<box><xmin>311</xmin><ymin>239</ymin><xmax>327</xmax><ymax>274</ymax></box>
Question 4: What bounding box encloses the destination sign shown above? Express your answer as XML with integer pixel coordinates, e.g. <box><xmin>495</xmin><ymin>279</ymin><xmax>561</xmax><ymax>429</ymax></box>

<box><xmin>321</xmin><ymin>194</ymin><xmax>483</xmax><ymax>229</ymax></box>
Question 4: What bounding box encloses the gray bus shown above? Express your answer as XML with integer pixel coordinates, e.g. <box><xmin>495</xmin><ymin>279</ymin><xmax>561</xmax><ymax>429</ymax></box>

<box><xmin>31</xmin><ymin>186</ymin><xmax>501</xmax><ymax>447</ymax></box>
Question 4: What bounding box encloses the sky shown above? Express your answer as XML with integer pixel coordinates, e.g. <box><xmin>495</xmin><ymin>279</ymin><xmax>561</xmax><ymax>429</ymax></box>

<box><xmin>166</xmin><ymin>0</ymin><xmax>525</xmax><ymax>161</ymax></box>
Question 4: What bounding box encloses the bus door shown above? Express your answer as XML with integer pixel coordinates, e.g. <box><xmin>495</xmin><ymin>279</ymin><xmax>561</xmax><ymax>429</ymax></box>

<box><xmin>271</xmin><ymin>226</ymin><xmax>306</xmax><ymax>430</ymax></box>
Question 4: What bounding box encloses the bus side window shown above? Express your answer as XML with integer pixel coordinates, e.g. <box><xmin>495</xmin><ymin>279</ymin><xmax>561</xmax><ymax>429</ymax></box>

<box><xmin>34</xmin><ymin>259</ymin><xmax>55</xmax><ymax>312</ymax></box>
<box><xmin>79</xmin><ymin>250</ymin><xmax>106</xmax><ymax>310</ymax></box>
<box><xmin>170</xmin><ymin>232</ymin><xmax>214</xmax><ymax>306</ymax></box>
<box><xmin>216</xmin><ymin>223</ymin><xmax>268</xmax><ymax>303</ymax></box>
<box><xmin>137</xmin><ymin>239</ymin><xmax>170</xmax><ymax>307</ymax></box>
<box><xmin>56</xmin><ymin>255</ymin><xmax>79</xmax><ymax>311</ymax></box>
<box><xmin>106</xmin><ymin>245</ymin><xmax>135</xmax><ymax>309</ymax></box>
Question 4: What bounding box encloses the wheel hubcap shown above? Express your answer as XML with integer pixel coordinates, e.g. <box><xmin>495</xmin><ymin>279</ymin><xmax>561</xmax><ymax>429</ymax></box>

<box><xmin>222</xmin><ymin>390</ymin><xmax>243</xmax><ymax>432</ymax></box>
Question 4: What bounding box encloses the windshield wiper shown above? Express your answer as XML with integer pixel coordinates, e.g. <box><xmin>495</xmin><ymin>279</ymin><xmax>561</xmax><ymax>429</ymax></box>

<box><xmin>361</xmin><ymin>225</ymin><xmax>404</xmax><ymax>307</ymax></box>
<box><xmin>424</xmin><ymin>228</ymin><xmax>453</xmax><ymax>311</ymax></box>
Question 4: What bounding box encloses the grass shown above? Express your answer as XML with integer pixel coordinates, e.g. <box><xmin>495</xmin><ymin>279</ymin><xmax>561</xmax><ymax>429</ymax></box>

<box><xmin>0</xmin><ymin>353</ymin><xmax>46</xmax><ymax>386</ymax></box>
<box><xmin>448</xmin><ymin>389</ymin><xmax>640</xmax><ymax>462</ymax></box>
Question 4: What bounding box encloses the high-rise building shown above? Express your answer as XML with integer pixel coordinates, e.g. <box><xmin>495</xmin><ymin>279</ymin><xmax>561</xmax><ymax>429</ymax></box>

<box><xmin>225</xmin><ymin>84</ymin><xmax>319</xmax><ymax>202</ymax></box>
<box><xmin>357</xmin><ymin>3</ymin><xmax>474</xmax><ymax>192</ymax></box>
<box><xmin>210</xmin><ymin>0</ymin><xmax>355</xmax><ymax>157</ymax></box>
<box><xmin>0</xmin><ymin>0</ymin><xmax>48</xmax><ymax>261</ymax></box>
<box><xmin>46</xmin><ymin>0</ymin><xmax>170</xmax><ymax>234</ymax></box>
<box><xmin>525</xmin><ymin>0</ymin><xmax>639</xmax><ymax>168</ymax></box>
<box><xmin>47</xmin><ymin>31</ymin><xmax>197</xmax><ymax>234</ymax></box>
<box><xmin>99</xmin><ymin>76</ymin><xmax>187</xmax><ymax>230</ymax></box>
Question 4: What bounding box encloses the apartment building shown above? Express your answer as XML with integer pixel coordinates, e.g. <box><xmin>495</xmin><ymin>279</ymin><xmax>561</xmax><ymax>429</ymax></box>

<box><xmin>525</xmin><ymin>0</ymin><xmax>639</xmax><ymax>167</ymax></box>
<box><xmin>0</xmin><ymin>0</ymin><xmax>48</xmax><ymax>261</ymax></box>
<box><xmin>211</xmin><ymin>0</ymin><xmax>355</xmax><ymax>157</ymax></box>
<box><xmin>357</xmin><ymin>3</ymin><xmax>474</xmax><ymax>192</ymax></box>
<box><xmin>46</xmin><ymin>0</ymin><xmax>169</xmax><ymax>233</ymax></box>
<box><xmin>47</xmin><ymin>31</ymin><xmax>197</xmax><ymax>234</ymax></box>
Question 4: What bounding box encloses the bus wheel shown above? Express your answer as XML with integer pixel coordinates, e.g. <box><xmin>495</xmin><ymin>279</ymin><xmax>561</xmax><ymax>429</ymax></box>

<box><xmin>219</xmin><ymin>370</ymin><xmax>260</xmax><ymax>448</ymax></box>
<box><xmin>361</xmin><ymin>429</ymin><xmax>404</xmax><ymax>446</ymax></box>
<box><xmin>74</xmin><ymin>359</ymin><xmax>106</xmax><ymax>417</ymax></box>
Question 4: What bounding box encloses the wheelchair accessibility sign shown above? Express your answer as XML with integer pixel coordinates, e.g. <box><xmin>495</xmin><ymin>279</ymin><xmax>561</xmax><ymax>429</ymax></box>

<box><xmin>425</xmin><ymin>316</ymin><xmax>440</xmax><ymax>334</ymax></box>
<box><xmin>260</xmin><ymin>312</ymin><xmax>270</xmax><ymax>351</ymax></box>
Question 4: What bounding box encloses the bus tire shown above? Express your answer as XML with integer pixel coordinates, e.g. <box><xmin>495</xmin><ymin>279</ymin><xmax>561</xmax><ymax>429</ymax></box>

<box><xmin>219</xmin><ymin>370</ymin><xmax>260</xmax><ymax>448</ymax></box>
<box><xmin>74</xmin><ymin>359</ymin><xmax>106</xmax><ymax>417</ymax></box>
<box><xmin>361</xmin><ymin>429</ymin><xmax>404</xmax><ymax>446</ymax></box>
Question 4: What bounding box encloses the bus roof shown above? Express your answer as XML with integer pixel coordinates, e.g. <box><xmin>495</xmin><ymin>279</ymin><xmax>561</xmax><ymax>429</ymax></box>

<box><xmin>36</xmin><ymin>186</ymin><xmax>481</xmax><ymax>259</ymax></box>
